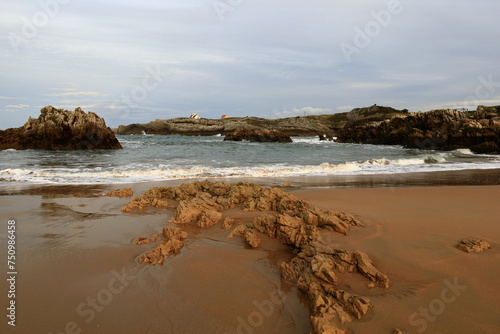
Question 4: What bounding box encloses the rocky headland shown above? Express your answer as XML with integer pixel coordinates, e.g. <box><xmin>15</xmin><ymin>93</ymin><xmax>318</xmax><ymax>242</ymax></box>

<box><xmin>114</xmin><ymin>114</ymin><xmax>347</xmax><ymax>137</ymax></box>
<box><xmin>0</xmin><ymin>106</ymin><xmax>122</xmax><ymax>150</ymax></box>
<box><xmin>337</xmin><ymin>105</ymin><xmax>500</xmax><ymax>154</ymax></box>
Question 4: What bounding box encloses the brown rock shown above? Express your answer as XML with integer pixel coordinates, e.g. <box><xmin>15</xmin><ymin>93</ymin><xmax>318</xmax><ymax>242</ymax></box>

<box><xmin>311</xmin><ymin>254</ymin><xmax>338</xmax><ymax>285</ymax></box>
<box><xmin>457</xmin><ymin>238</ymin><xmax>490</xmax><ymax>253</ymax></box>
<box><xmin>330</xmin><ymin>290</ymin><xmax>372</xmax><ymax>320</ymax></box>
<box><xmin>223</xmin><ymin>128</ymin><xmax>293</xmax><ymax>143</ymax></box>
<box><xmin>134</xmin><ymin>236</ymin><xmax>157</xmax><ymax>245</ymax></box>
<box><xmin>162</xmin><ymin>226</ymin><xmax>188</xmax><ymax>241</ymax></box>
<box><xmin>128</xmin><ymin>180</ymin><xmax>390</xmax><ymax>333</ymax></box>
<box><xmin>0</xmin><ymin>106</ymin><xmax>122</xmax><ymax>150</ymax></box>
<box><xmin>168</xmin><ymin>196</ymin><xmax>218</xmax><ymax>224</ymax></box>
<box><xmin>337</xmin><ymin>107</ymin><xmax>500</xmax><ymax>154</ymax></box>
<box><xmin>354</xmin><ymin>251</ymin><xmax>390</xmax><ymax>288</ymax></box>
<box><xmin>228</xmin><ymin>225</ymin><xmax>262</xmax><ymax>248</ymax></box>
<box><xmin>106</xmin><ymin>188</ymin><xmax>133</xmax><ymax>198</ymax></box>
<box><xmin>138</xmin><ymin>239</ymin><xmax>184</xmax><ymax>265</ymax></box>
<box><xmin>197</xmin><ymin>210</ymin><xmax>223</xmax><ymax>228</ymax></box>
<box><xmin>221</xmin><ymin>217</ymin><xmax>235</xmax><ymax>230</ymax></box>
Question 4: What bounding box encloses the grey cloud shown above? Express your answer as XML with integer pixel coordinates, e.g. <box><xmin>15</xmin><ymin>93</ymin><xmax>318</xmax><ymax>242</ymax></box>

<box><xmin>1</xmin><ymin>0</ymin><xmax>499</xmax><ymax>129</ymax></box>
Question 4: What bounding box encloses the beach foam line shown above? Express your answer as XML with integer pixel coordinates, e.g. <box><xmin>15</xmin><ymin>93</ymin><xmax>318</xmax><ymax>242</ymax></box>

<box><xmin>0</xmin><ymin>163</ymin><xmax>361</xmax><ymax>184</ymax></box>
<box><xmin>1</xmin><ymin>156</ymin><xmax>500</xmax><ymax>184</ymax></box>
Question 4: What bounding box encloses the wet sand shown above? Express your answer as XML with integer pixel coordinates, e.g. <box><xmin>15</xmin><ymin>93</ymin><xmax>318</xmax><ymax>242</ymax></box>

<box><xmin>1</xmin><ymin>170</ymin><xmax>499</xmax><ymax>334</ymax></box>
<box><xmin>294</xmin><ymin>185</ymin><xmax>500</xmax><ymax>333</ymax></box>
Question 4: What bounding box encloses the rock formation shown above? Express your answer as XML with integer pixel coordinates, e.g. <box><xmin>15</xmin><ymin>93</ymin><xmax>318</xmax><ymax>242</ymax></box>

<box><xmin>456</xmin><ymin>238</ymin><xmax>491</xmax><ymax>253</ymax></box>
<box><xmin>0</xmin><ymin>106</ymin><xmax>122</xmax><ymax>150</ymax></box>
<box><xmin>115</xmin><ymin>114</ymin><xmax>347</xmax><ymax>137</ymax></box>
<box><xmin>223</xmin><ymin>128</ymin><xmax>293</xmax><ymax>143</ymax></box>
<box><xmin>106</xmin><ymin>188</ymin><xmax>133</xmax><ymax>198</ymax></box>
<box><xmin>337</xmin><ymin>106</ymin><xmax>500</xmax><ymax>154</ymax></box>
<box><xmin>137</xmin><ymin>227</ymin><xmax>188</xmax><ymax>265</ymax></box>
<box><xmin>123</xmin><ymin>181</ymin><xmax>391</xmax><ymax>333</ymax></box>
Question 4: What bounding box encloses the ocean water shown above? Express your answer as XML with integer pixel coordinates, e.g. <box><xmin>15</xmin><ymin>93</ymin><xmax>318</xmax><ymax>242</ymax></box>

<box><xmin>1</xmin><ymin>135</ymin><xmax>499</xmax><ymax>185</ymax></box>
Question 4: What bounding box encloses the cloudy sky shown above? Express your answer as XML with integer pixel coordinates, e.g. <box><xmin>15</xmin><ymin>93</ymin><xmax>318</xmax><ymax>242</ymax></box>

<box><xmin>1</xmin><ymin>0</ymin><xmax>499</xmax><ymax>129</ymax></box>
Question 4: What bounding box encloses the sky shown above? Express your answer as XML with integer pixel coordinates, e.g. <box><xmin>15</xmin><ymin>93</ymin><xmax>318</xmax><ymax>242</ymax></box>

<box><xmin>1</xmin><ymin>0</ymin><xmax>500</xmax><ymax>129</ymax></box>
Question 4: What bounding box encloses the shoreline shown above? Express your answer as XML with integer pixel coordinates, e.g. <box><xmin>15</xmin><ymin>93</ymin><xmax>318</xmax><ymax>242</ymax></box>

<box><xmin>0</xmin><ymin>172</ymin><xmax>499</xmax><ymax>333</ymax></box>
<box><xmin>1</xmin><ymin>168</ymin><xmax>500</xmax><ymax>197</ymax></box>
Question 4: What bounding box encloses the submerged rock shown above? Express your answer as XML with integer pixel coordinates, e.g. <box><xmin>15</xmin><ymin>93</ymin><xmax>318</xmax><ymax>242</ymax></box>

<box><xmin>0</xmin><ymin>106</ymin><xmax>122</xmax><ymax>150</ymax></box>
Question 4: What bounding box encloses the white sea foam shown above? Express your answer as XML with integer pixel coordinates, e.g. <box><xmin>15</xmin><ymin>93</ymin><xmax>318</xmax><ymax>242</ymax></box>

<box><xmin>0</xmin><ymin>162</ymin><xmax>362</xmax><ymax>184</ymax></box>
<box><xmin>2</xmin><ymin>135</ymin><xmax>499</xmax><ymax>185</ymax></box>
<box><xmin>453</xmin><ymin>148</ymin><xmax>474</xmax><ymax>155</ymax></box>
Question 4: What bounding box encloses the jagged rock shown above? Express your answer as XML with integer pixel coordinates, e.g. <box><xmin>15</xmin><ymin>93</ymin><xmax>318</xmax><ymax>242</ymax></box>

<box><xmin>393</xmin><ymin>329</ymin><xmax>404</xmax><ymax>334</ymax></box>
<box><xmin>162</xmin><ymin>226</ymin><xmax>188</xmax><ymax>241</ymax></box>
<box><xmin>138</xmin><ymin>226</ymin><xmax>188</xmax><ymax>264</ymax></box>
<box><xmin>168</xmin><ymin>194</ymin><xmax>218</xmax><ymax>224</ymax></box>
<box><xmin>337</xmin><ymin>107</ymin><xmax>500</xmax><ymax>154</ymax></box>
<box><xmin>0</xmin><ymin>106</ymin><xmax>122</xmax><ymax>150</ymax></box>
<box><xmin>106</xmin><ymin>188</ymin><xmax>133</xmax><ymax>198</ymax></box>
<box><xmin>305</xmin><ymin>208</ymin><xmax>363</xmax><ymax>235</ymax></box>
<box><xmin>456</xmin><ymin>238</ymin><xmax>490</xmax><ymax>253</ymax></box>
<box><xmin>253</xmin><ymin>213</ymin><xmax>316</xmax><ymax>248</ymax></box>
<box><xmin>126</xmin><ymin>181</ymin><xmax>389</xmax><ymax>333</ymax></box>
<box><xmin>221</xmin><ymin>217</ymin><xmax>235</xmax><ymax>229</ymax></box>
<box><xmin>138</xmin><ymin>239</ymin><xmax>184</xmax><ymax>265</ymax></box>
<box><xmin>197</xmin><ymin>210</ymin><xmax>223</xmax><ymax>228</ymax></box>
<box><xmin>475</xmin><ymin>105</ymin><xmax>500</xmax><ymax>120</ymax></box>
<box><xmin>354</xmin><ymin>251</ymin><xmax>390</xmax><ymax>288</ymax></box>
<box><xmin>224</xmin><ymin>128</ymin><xmax>293</xmax><ymax>143</ymax></box>
<box><xmin>310</xmin><ymin>313</ymin><xmax>347</xmax><ymax>334</ymax></box>
<box><xmin>228</xmin><ymin>224</ymin><xmax>262</xmax><ymax>248</ymax></box>
<box><xmin>134</xmin><ymin>236</ymin><xmax>157</xmax><ymax>245</ymax></box>
<box><xmin>122</xmin><ymin>194</ymin><xmax>170</xmax><ymax>212</ymax></box>
<box><xmin>311</xmin><ymin>254</ymin><xmax>338</xmax><ymax>285</ymax></box>
<box><xmin>330</xmin><ymin>289</ymin><xmax>372</xmax><ymax>320</ymax></box>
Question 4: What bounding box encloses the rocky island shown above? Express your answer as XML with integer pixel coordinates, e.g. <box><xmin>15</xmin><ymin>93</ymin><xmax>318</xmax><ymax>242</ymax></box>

<box><xmin>114</xmin><ymin>114</ymin><xmax>347</xmax><ymax>138</ymax></box>
<box><xmin>115</xmin><ymin>104</ymin><xmax>500</xmax><ymax>154</ymax></box>
<box><xmin>337</xmin><ymin>105</ymin><xmax>500</xmax><ymax>154</ymax></box>
<box><xmin>0</xmin><ymin>106</ymin><xmax>122</xmax><ymax>150</ymax></box>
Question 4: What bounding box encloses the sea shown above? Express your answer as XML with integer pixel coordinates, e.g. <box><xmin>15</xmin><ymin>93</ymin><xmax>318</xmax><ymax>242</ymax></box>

<box><xmin>1</xmin><ymin>134</ymin><xmax>499</xmax><ymax>186</ymax></box>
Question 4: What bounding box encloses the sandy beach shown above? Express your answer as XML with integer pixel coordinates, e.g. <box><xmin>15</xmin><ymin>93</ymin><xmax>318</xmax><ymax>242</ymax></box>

<box><xmin>1</xmin><ymin>170</ymin><xmax>499</xmax><ymax>334</ymax></box>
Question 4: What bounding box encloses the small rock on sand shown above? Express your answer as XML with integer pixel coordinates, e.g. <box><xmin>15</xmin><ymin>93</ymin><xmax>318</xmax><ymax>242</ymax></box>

<box><xmin>456</xmin><ymin>238</ymin><xmax>490</xmax><ymax>253</ymax></box>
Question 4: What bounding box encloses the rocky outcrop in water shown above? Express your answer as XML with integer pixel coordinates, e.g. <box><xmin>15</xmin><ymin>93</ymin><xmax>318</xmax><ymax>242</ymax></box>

<box><xmin>115</xmin><ymin>114</ymin><xmax>347</xmax><ymax>137</ymax></box>
<box><xmin>0</xmin><ymin>106</ymin><xmax>122</xmax><ymax>150</ymax></box>
<box><xmin>124</xmin><ymin>181</ymin><xmax>390</xmax><ymax>334</ymax></box>
<box><xmin>223</xmin><ymin>128</ymin><xmax>293</xmax><ymax>142</ymax></box>
<box><xmin>337</xmin><ymin>106</ymin><xmax>500</xmax><ymax>154</ymax></box>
